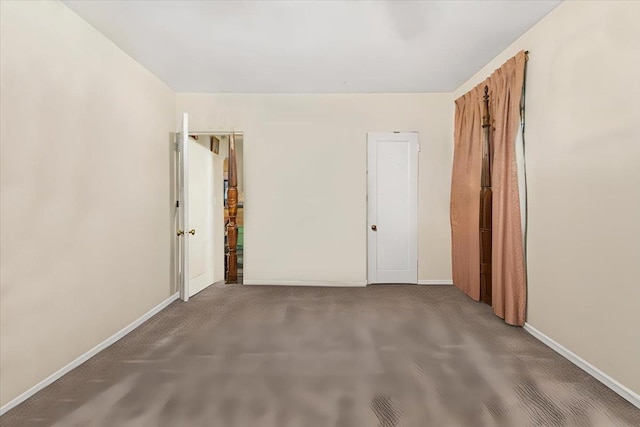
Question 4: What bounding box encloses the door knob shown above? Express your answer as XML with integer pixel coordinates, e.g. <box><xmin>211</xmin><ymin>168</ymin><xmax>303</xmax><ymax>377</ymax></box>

<box><xmin>177</xmin><ymin>229</ymin><xmax>184</xmax><ymax>236</ymax></box>
<box><xmin>188</xmin><ymin>229</ymin><xmax>196</xmax><ymax>235</ymax></box>
<box><xmin>371</xmin><ymin>225</ymin><xmax>377</xmax><ymax>231</ymax></box>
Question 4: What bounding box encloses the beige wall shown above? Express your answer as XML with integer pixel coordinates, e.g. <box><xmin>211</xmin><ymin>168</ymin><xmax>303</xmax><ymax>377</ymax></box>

<box><xmin>0</xmin><ymin>0</ymin><xmax>176</xmax><ymax>406</ymax></box>
<box><xmin>455</xmin><ymin>1</ymin><xmax>640</xmax><ymax>394</ymax></box>
<box><xmin>178</xmin><ymin>93</ymin><xmax>454</xmax><ymax>285</ymax></box>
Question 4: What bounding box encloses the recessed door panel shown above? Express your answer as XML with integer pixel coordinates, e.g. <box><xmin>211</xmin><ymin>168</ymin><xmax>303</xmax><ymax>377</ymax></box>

<box><xmin>187</xmin><ymin>136</ymin><xmax>215</xmax><ymax>297</ymax></box>
<box><xmin>367</xmin><ymin>132</ymin><xmax>418</xmax><ymax>284</ymax></box>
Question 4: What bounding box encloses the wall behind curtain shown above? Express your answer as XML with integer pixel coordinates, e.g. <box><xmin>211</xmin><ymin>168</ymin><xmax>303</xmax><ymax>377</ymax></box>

<box><xmin>0</xmin><ymin>0</ymin><xmax>176</xmax><ymax>406</ymax></box>
<box><xmin>455</xmin><ymin>0</ymin><xmax>640</xmax><ymax>395</ymax></box>
<box><xmin>177</xmin><ymin>94</ymin><xmax>454</xmax><ymax>286</ymax></box>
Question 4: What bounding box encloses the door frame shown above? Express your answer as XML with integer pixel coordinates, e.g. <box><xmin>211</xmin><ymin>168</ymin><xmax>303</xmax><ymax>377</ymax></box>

<box><xmin>366</xmin><ymin>131</ymin><xmax>419</xmax><ymax>284</ymax></box>
<box><xmin>176</xmin><ymin>113</ymin><xmax>190</xmax><ymax>301</ymax></box>
<box><xmin>174</xmin><ymin>118</ymin><xmax>246</xmax><ymax>301</ymax></box>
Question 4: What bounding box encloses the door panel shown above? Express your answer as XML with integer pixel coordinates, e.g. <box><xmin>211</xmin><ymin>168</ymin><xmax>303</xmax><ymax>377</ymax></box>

<box><xmin>377</xmin><ymin>141</ymin><xmax>410</xmax><ymax>272</ymax></box>
<box><xmin>367</xmin><ymin>132</ymin><xmax>418</xmax><ymax>284</ymax></box>
<box><xmin>188</xmin><ymin>136</ymin><xmax>215</xmax><ymax>297</ymax></box>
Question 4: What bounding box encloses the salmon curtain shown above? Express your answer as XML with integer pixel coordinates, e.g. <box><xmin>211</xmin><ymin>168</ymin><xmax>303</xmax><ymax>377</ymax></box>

<box><xmin>450</xmin><ymin>51</ymin><xmax>527</xmax><ymax>326</ymax></box>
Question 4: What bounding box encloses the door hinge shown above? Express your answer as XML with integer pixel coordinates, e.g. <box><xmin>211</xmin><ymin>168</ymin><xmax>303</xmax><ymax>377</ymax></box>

<box><xmin>176</xmin><ymin>200</ymin><xmax>179</xmax><ymax>208</ymax></box>
<box><xmin>174</xmin><ymin>142</ymin><xmax>180</xmax><ymax>152</ymax></box>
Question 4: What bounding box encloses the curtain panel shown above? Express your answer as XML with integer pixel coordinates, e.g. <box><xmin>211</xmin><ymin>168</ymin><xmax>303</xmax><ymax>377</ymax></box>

<box><xmin>450</xmin><ymin>51</ymin><xmax>527</xmax><ymax>326</ymax></box>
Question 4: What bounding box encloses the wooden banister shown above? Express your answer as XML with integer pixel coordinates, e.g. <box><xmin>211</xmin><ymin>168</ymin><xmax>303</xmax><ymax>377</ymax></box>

<box><xmin>480</xmin><ymin>86</ymin><xmax>493</xmax><ymax>305</ymax></box>
<box><xmin>226</xmin><ymin>133</ymin><xmax>238</xmax><ymax>284</ymax></box>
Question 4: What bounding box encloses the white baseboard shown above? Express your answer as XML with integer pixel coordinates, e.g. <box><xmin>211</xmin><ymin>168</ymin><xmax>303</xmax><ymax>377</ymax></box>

<box><xmin>243</xmin><ymin>280</ymin><xmax>452</xmax><ymax>287</ymax></box>
<box><xmin>523</xmin><ymin>322</ymin><xmax>640</xmax><ymax>410</ymax></box>
<box><xmin>243</xmin><ymin>280</ymin><xmax>367</xmax><ymax>287</ymax></box>
<box><xmin>418</xmin><ymin>279</ymin><xmax>453</xmax><ymax>285</ymax></box>
<box><xmin>0</xmin><ymin>292</ymin><xmax>180</xmax><ymax>416</ymax></box>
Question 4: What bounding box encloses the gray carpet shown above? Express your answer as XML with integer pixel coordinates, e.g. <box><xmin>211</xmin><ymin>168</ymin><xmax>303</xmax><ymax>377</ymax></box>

<box><xmin>2</xmin><ymin>284</ymin><xmax>639</xmax><ymax>426</ymax></box>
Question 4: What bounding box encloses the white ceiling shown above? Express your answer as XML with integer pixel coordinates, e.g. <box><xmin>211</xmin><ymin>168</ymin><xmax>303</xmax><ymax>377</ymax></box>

<box><xmin>63</xmin><ymin>0</ymin><xmax>561</xmax><ymax>93</ymax></box>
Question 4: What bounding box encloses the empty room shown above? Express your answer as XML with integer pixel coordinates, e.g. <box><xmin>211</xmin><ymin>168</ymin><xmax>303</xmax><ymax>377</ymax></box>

<box><xmin>1</xmin><ymin>1</ymin><xmax>639</xmax><ymax>426</ymax></box>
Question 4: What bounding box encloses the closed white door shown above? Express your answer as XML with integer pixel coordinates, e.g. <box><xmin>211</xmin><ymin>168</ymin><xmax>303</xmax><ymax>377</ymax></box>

<box><xmin>187</xmin><ymin>136</ymin><xmax>215</xmax><ymax>297</ymax></box>
<box><xmin>367</xmin><ymin>132</ymin><xmax>419</xmax><ymax>284</ymax></box>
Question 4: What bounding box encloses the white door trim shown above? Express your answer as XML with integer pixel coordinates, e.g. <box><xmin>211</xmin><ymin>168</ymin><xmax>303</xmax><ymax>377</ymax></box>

<box><xmin>177</xmin><ymin>113</ymin><xmax>190</xmax><ymax>301</ymax></box>
<box><xmin>367</xmin><ymin>131</ymin><xmax>419</xmax><ymax>284</ymax></box>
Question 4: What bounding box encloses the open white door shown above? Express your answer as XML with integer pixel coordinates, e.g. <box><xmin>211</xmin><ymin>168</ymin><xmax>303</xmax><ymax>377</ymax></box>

<box><xmin>187</xmin><ymin>136</ymin><xmax>215</xmax><ymax>297</ymax></box>
<box><xmin>176</xmin><ymin>113</ymin><xmax>217</xmax><ymax>301</ymax></box>
<box><xmin>367</xmin><ymin>132</ymin><xmax>419</xmax><ymax>284</ymax></box>
<box><xmin>176</xmin><ymin>113</ymin><xmax>189</xmax><ymax>301</ymax></box>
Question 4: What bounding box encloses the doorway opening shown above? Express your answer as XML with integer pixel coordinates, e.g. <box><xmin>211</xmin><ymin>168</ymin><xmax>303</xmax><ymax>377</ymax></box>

<box><xmin>175</xmin><ymin>122</ymin><xmax>245</xmax><ymax>301</ymax></box>
<box><xmin>218</xmin><ymin>134</ymin><xmax>244</xmax><ymax>284</ymax></box>
<box><xmin>187</xmin><ymin>132</ymin><xmax>244</xmax><ymax>287</ymax></box>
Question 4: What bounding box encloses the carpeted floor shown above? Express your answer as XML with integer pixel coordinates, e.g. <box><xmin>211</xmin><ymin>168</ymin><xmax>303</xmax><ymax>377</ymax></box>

<box><xmin>2</xmin><ymin>284</ymin><xmax>639</xmax><ymax>426</ymax></box>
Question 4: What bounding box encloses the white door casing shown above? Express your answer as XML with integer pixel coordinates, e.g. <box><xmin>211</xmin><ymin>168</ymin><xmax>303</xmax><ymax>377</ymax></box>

<box><xmin>177</xmin><ymin>113</ymin><xmax>189</xmax><ymax>301</ymax></box>
<box><xmin>367</xmin><ymin>132</ymin><xmax>419</xmax><ymax>284</ymax></box>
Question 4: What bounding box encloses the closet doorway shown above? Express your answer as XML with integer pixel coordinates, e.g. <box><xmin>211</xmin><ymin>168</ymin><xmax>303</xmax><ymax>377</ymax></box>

<box><xmin>367</xmin><ymin>132</ymin><xmax>419</xmax><ymax>284</ymax></box>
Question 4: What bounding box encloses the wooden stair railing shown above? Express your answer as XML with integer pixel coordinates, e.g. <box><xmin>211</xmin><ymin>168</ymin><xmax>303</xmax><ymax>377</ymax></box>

<box><xmin>479</xmin><ymin>86</ymin><xmax>493</xmax><ymax>305</ymax></box>
<box><xmin>226</xmin><ymin>133</ymin><xmax>238</xmax><ymax>284</ymax></box>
